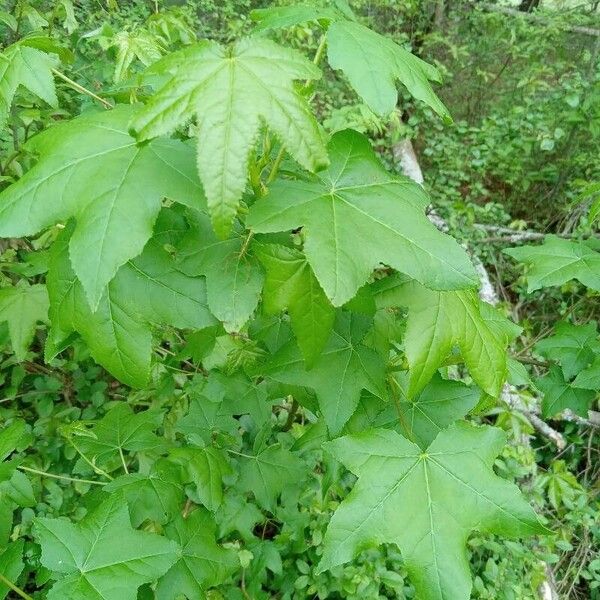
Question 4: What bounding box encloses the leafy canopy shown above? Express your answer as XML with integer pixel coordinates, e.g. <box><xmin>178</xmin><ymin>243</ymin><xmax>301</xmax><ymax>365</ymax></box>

<box><xmin>248</xmin><ymin>129</ymin><xmax>477</xmax><ymax>306</ymax></box>
<box><xmin>130</xmin><ymin>38</ymin><xmax>329</xmax><ymax>237</ymax></box>
<box><xmin>318</xmin><ymin>423</ymin><xmax>546</xmax><ymax>600</ymax></box>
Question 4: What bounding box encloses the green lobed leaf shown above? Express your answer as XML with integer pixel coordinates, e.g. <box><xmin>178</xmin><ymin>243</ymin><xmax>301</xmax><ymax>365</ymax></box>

<box><xmin>248</xmin><ymin>129</ymin><xmax>477</xmax><ymax>306</ymax></box>
<box><xmin>262</xmin><ymin>312</ymin><xmax>386</xmax><ymax>435</ymax></box>
<box><xmin>176</xmin><ymin>211</ymin><xmax>264</xmax><ymax>332</ymax></box>
<box><xmin>0</xmin><ymin>282</ymin><xmax>48</xmax><ymax>361</ymax></box>
<box><xmin>47</xmin><ymin>216</ymin><xmax>215</xmax><ymax>387</ymax></box>
<box><xmin>535</xmin><ymin>321</ymin><xmax>600</xmax><ymax>380</ymax></box>
<box><xmin>0</xmin><ymin>106</ymin><xmax>206</xmax><ymax>308</ymax></box>
<box><xmin>256</xmin><ymin>243</ymin><xmax>335</xmax><ymax>366</ymax></box>
<box><xmin>573</xmin><ymin>355</ymin><xmax>600</xmax><ymax>390</ymax></box>
<box><xmin>0</xmin><ymin>41</ymin><xmax>58</xmax><ymax>129</ymax></box>
<box><xmin>131</xmin><ymin>38</ymin><xmax>329</xmax><ymax>237</ymax></box>
<box><xmin>326</xmin><ymin>20</ymin><xmax>451</xmax><ymax>120</ymax></box>
<box><xmin>250</xmin><ymin>5</ymin><xmax>342</xmax><ymax>32</ymax></box>
<box><xmin>505</xmin><ymin>236</ymin><xmax>600</xmax><ymax>292</ymax></box>
<box><xmin>395</xmin><ymin>373</ymin><xmax>480</xmax><ymax>448</ymax></box>
<box><xmin>375</xmin><ymin>276</ymin><xmax>519</xmax><ymax>398</ymax></box>
<box><xmin>318</xmin><ymin>422</ymin><xmax>547</xmax><ymax>600</ymax></box>
<box><xmin>156</xmin><ymin>509</ymin><xmax>238</xmax><ymax>600</ymax></box>
<box><xmin>0</xmin><ymin>540</ymin><xmax>24</xmax><ymax>600</ymax></box>
<box><xmin>236</xmin><ymin>443</ymin><xmax>305</xmax><ymax>511</ymax></box>
<box><xmin>535</xmin><ymin>366</ymin><xmax>596</xmax><ymax>418</ymax></box>
<box><xmin>35</xmin><ymin>494</ymin><xmax>178</xmax><ymax>600</ymax></box>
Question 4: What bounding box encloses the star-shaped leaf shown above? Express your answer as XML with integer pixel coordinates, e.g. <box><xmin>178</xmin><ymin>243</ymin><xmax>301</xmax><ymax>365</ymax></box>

<box><xmin>396</xmin><ymin>373</ymin><xmax>480</xmax><ymax>448</ymax></box>
<box><xmin>505</xmin><ymin>236</ymin><xmax>600</xmax><ymax>292</ymax></box>
<box><xmin>176</xmin><ymin>212</ymin><xmax>264</xmax><ymax>332</ymax></box>
<box><xmin>237</xmin><ymin>444</ymin><xmax>305</xmax><ymax>511</ymax></box>
<box><xmin>248</xmin><ymin>129</ymin><xmax>476</xmax><ymax>306</ymax></box>
<box><xmin>262</xmin><ymin>312</ymin><xmax>386</xmax><ymax>434</ymax></box>
<box><xmin>0</xmin><ymin>282</ymin><xmax>48</xmax><ymax>360</ymax></box>
<box><xmin>326</xmin><ymin>20</ymin><xmax>450</xmax><ymax>120</ymax></box>
<box><xmin>256</xmin><ymin>243</ymin><xmax>335</xmax><ymax>366</ymax></box>
<box><xmin>131</xmin><ymin>38</ymin><xmax>329</xmax><ymax>237</ymax></box>
<box><xmin>47</xmin><ymin>217</ymin><xmax>215</xmax><ymax>387</ymax></box>
<box><xmin>0</xmin><ymin>41</ymin><xmax>58</xmax><ymax>129</ymax></box>
<box><xmin>250</xmin><ymin>8</ymin><xmax>447</xmax><ymax>120</ymax></box>
<box><xmin>318</xmin><ymin>422</ymin><xmax>546</xmax><ymax>600</ymax></box>
<box><xmin>0</xmin><ymin>106</ymin><xmax>206</xmax><ymax>308</ymax></box>
<box><xmin>104</xmin><ymin>460</ymin><xmax>185</xmax><ymax>527</ymax></box>
<box><xmin>35</xmin><ymin>495</ymin><xmax>178</xmax><ymax>600</ymax></box>
<box><xmin>75</xmin><ymin>403</ymin><xmax>164</xmax><ymax>470</ymax></box>
<box><xmin>535</xmin><ymin>366</ymin><xmax>596</xmax><ymax>418</ymax></box>
<box><xmin>156</xmin><ymin>509</ymin><xmax>238</xmax><ymax>600</ymax></box>
<box><xmin>535</xmin><ymin>322</ymin><xmax>600</xmax><ymax>379</ymax></box>
<box><xmin>374</xmin><ymin>276</ymin><xmax>519</xmax><ymax>398</ymax></box>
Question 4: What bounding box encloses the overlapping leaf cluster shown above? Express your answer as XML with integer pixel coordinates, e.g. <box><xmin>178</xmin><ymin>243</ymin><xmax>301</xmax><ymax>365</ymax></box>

<box><xmin>0</xmin><ymin>4</ymin><xmax>550</xmax><ymax>599</ymax></box>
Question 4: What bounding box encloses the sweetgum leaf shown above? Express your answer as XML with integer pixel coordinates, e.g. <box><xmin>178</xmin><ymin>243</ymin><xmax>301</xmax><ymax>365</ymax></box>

<box><xmin>176</xmin><ymin>212</ymin><xmax>264</xmax><ymax>332</ymax></box>
<box><xmin>396</xmin><ymin>373</ymin><xmax>480</xmax><ymax>448</ymax></box>
<box><xmin>47</xmin><ymin>219</ymin><xmax>215</xmax><ymax>387</ymax></box>
<box><xmin>318</xmin><ymin>423</ymin><xmax>547</xmax><ymax>600</ymax></box>
<box><xmin>131</xmin><ymin>38</ymin><xmax>329</xmax><ymax>237</ymax></box>
<box><xmin>250</xmin><ymin>5</ymin><xmax>342</xmax><ymax>32</ymax></box>
<box><xmin>0</xmin><ymin>41</ymin><xmax>58</xmax><ymax>129</ymax></box>
<box><xmin>535</xmin><ymin>366</ymin><xmax>596</xmax><ymax>418</ymax></box>
<box><xmin>75</xmin><ymin>403</ymin><xmax>164</xmax><ymax>469</ymax></box>
<box><xmin>263</xmin><ymin>312</ymin><xmax>386</xmax><ymax>434</ymax></box>
<box><xmin>35</xmin><ymin>494</ymin><xmax>178</xmax><ymax>600</ymax></box>
<box><xmin>248</xmin><ymin>129</ymin><xmax>477</xmax><ymax>306</ymax></box>
<box><xmin>326</xmin><ymin>20</ymin><xmax>451</xmax><ymax>120</ymax></box>
<box><xmin>256</xmin><ymin>243</ymin><xmax>335</xmax><ymax>366</ymax></box>
<box><xmin>505</xmin><ymin>236</ymin><xmax>600</xmax><ymax>292</ymax></box>
<box><xmin>0</xmin><ymin>282</ymin><xmax>48</xmax><ymax>360</ymax></box>
<box><xmin>535</xmin><ymin>322</ymin><xmax>600</xmax><ymax>379</ymax></box>
<box><xmin>156</xmin><ymin>509</ymin><xmax>238</xmax><ymax>600</ymax></box>
<box><xmin>375</xmin><ymin>276</ymin><xmax>519</xmax><ymax>398</ymax></box>
<box><xmin>0</xmin><ymin>106</ymin><xmax>206</xmax><ymax>308</ymax></box>
<box><xmin>236</xmin><ymin>444</ymin><xmax>305</xmax><ymax>511</ymax></box>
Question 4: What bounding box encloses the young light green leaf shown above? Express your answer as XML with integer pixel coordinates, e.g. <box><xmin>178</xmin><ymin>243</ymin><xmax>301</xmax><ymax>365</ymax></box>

<box><xmin>47</xmin><ymin>220</ymin><xmax>215</xmax><ymax>387</ymax></box>
<box><xmin>395</xmin><ymin>373</ymin><xmax>480</xmax><ymax>448</ymax></box>
<box><xmin>156</xmin><ymin>509</ymin><xmax>238</xmax><ymax>600</ymax></box>
<box><xmin>263</xmin><ymin>313</ymin><xmax>386</xmax><ymax>434</ymax></box>
<box><xmin>535</xmin><ymin>322</ymin><xmax>600</xmax><ymax>379</ymax></box>
<box><xmin>237</xmin><ymin>444</ymin><xmax>305</xmax><ymax>511</ymax></box>
<box><xmin>318</xmin><ymin>422</ymin><xmax>546</xmax><ymax>600</ymax></box>
<box><xmin>327</xmin><ymin>20</ymin><xmax>450</xmax><ymax>120</ymax></box>
<box><xmin>176</xmin><ymin>212</ymin><xmax>263</xmax><ymax>332</ymax></box>
<box><xmin>35</xmin><ymin>494</ymin><xmax>178</xmax><ymax>600</ymax></box>
<box><xmin>131</xmin><ymin>38</ymin><xmax>328</xmax><ymax>237</ymax></box>
<box><xmin>375</xmin><ymin>276</ymin><xmax>518</xmax><ymax>398</ymax></box>
<box><xmin>256</xmin><ymin>243</ymin><xmax>335</xmax><ymax>366</ymax></box>
<box><xmin>0</xmin><ymin>106</ymin><xmax>206</xmax><ymax>308</ymax></box>
<box><xmin>535</xmin><ymin>366</ymin><xmax>596</xmax><ymax>418</ymax></box>
<box><xmin>248</xmin><ymin>129</ymin><xmax>476</xmax><ymax>306</ymax></box>
<box><xmin>0</xmin><ymin>282</ymin><xmax>48</xmax><ymax>361</ymax></box>
<box><xmin>505</xmin><ymin>236</ymin><xmax>600</xmax><ymax>292</ymax></box>
<box><xmin>0</xmin><ymin>41</ymin><xmax>58</xmax><ymax>129</ymax></box>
